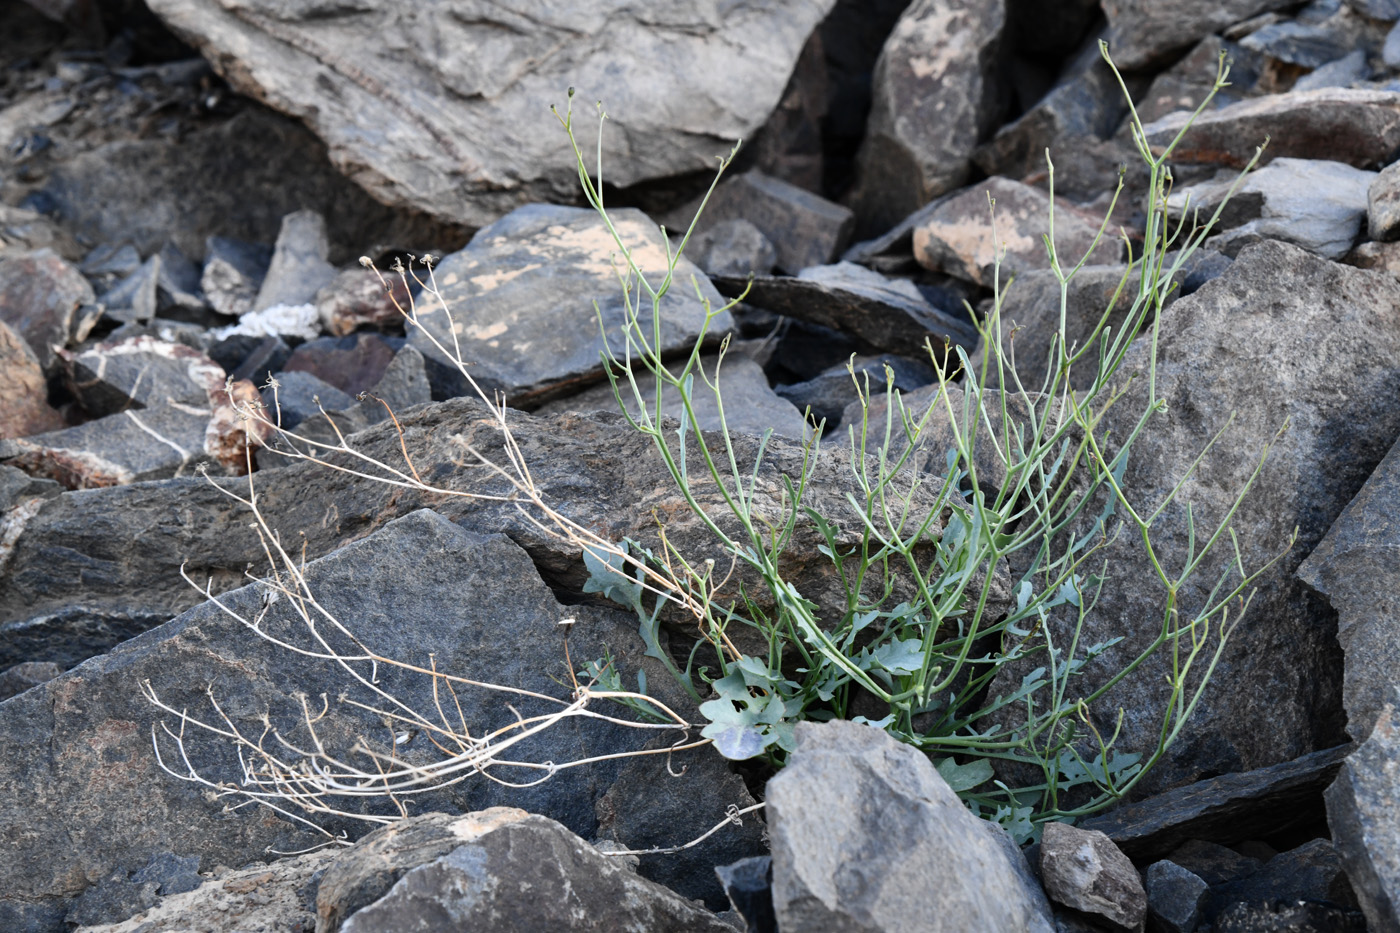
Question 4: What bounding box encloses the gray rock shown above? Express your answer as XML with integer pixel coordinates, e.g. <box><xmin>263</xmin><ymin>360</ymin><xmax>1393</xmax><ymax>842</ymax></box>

<box><xmin>681</xmin><ymin>170</ymin><xmax>854</xmax><ymax>274</ymax></box>
<box><xmin>316</xmin><ymin>266</ymin><xmax>410</xmax><ymax>337</ymax></box>
<box><xmin>537</xmin><ymin>352</ymin><xmax>808</xmax><ymax>441</ymax></box>
<box><xmin>332</xmin><ymin>810</ymin><xmax>736</xmax><ymax>933</ymax></box>
<box><xmin>152</xmin><ymin>243</ymin><xmax>206</xmax><ymax>318</ymax></box>
<box><xmin>0</xmin><ymin>661</ymin><xmax>61</xmax><ymax>703</ymax></box>
<box><xmin>1167</xmin><ymin>839</ymin><xmax>1263</xmax><ymax>886</ymax></box>
<box><xmin>996</xmin><ymin>240</ymin><xmax>1400</xmax><ymax>793</ymax></box>
<box><xmin>1040</xmin><ymin>822</ymin><xmax>1147</xmax><ymax>933</ymax></box>
<box><xmin>61</xmin><ymin>336</ymin><xmax>225</xmax><ymax>417</ymax></box>
<box><xmin>0</xmin><ymin>607</ymin><xmax>175</xmax><ymax>674</ymax></box>
<box><xmin>98</xmin><ymin>255</ymin><xmax>159</xmax><ymax>325</ymax></box>
<box><xmin>1079</xmin><ymin>745</ymin><xmax>1351</xmax><ymax>861</ymax></box>
<box><xmin>1145</xmin><ymin>860</ymin><xmax>1208</xmax><ymax>933</ymax></box>
<box><xmin>1143</xmin><ymin>89</ymin><xmax>1400</xmax><ymax>170</ymax></box>
<box><xmin>0</xmin><ymin>319</ymin><xmax>64</xmax><ymax>440</ymax></box>
<box><xmin>1102</xmin><ymin>0</ymin><xmax>1294</xmax><ymax>70</ymax></box>
<box><xmin>253</xmin><ymin>210</ymin><xmax>336</xmax><ymax>313</ymax></box>
<box><xmin>1369</xmin><ymin>161</ymin><xmax>1400</xmax><ymax>241</ymax></box>
<box><xmin>360</xmin><ymin>345</ymin><xmax>432</xmax><ymax>423</ymax></box>
<box><xmin>1352</xmin><ymin>0</ymin><xmax>1400</xmax><ymax>19</ymax></box>
<box><xmin>1214</xmin><ymin>838</ymin><xmax>1359</xmax><ymax>915</ymax></box>
<box><xmin>1212</xmin><ymin>899</ymin><xmax>1367</xmax><ymax>932</ymax></box>
<box><xmin>0</xmin><ymin>204</ymin><xmax>80</xmax><ymax>261</ymax></box>
<box><xmin>1241</xmin><ymin>6</ymin><xmax>1370</xmax><ymax>69</ymax></box>
<box><xmin>1326</xmin><ymin>704</ymin><xmax>1400</xmax><ymax>933</ymax></box>
<box><xmin>710</xmin><ymin>262</ymin><xmax>977</xmax><ymax>358</ymax></box>
<box><xmin>686</xmin><ymin>219</ymin><xmax>780</xmax><ymax>278</ymax></box>
<box><xmin>766</xmin><ymin>720</ymin><xmax>1055</xmax><ymax>933</ymax></box>
<box><xmin>1386</xmin><ymin>20</ymin><xmax>1400</xmax><ymax>68</ymax></box>
<box><xmin>199</xmin><ymin>236</ymin><xmax>270</xmax><ymax>319</ymax></box>
<box><xmin>846</xmin><ymin>0</ymin><xmax>1008</xmax><ymax>236</ymax></box>
<box><xmin>715</xmin><ymin>856</ymin><xmax>775</xmax><ymax>933</ymax></box>
<box><xmin>142</xmin><ymin>0</ymin><xmax>835</xmax><ymax>228</ymax></box>
<box><xmin>224</xmin><ymin>334</ymin><xmax>292</xmax><ymax>386</ymax></box>
<box><xmin>283</xmin><ymin>332</ymin><xmax>402</xmax><ymax>398</ymax></box>
<box><xmin>68</xmin><ymin>849</ymin><xmax>338</xmax><ymax>933</ymax></box>
<box><xmin>777</xmin><ymin>353</ymin><xmax>935</xmax><ymax>430</ymax></box>
<box><xmin>1294</xmin><ymin>50</ymin><xmax>1372</xmax><ymax>93</ymax></box>
<box><xmin>407</xmin><ymin>204</ymin><xmax>732</xmax><ymax>405</ymax></box>
<box><xmin>0</xmin><ymin>247</ymin><xmax>94</xmax><ymax>370</ymax></box>
<box><xmin>261</xmin><ymin>370</ymin><xmax>355</xmax><ymax>430</ymax></box>
<box><xmin>1131</xmin><ymin>37</ymin><xmax>1268</xmax><ymax>128</ymax></box>
<box><xmin>912</xmin><ymin>177</ymin><xmax>1114</xmax><ymax>286</ymax></box>
<box><xmin>0</xmin><ymin>510</ymin><xmax>725</xmax><ymax>930</ymax></box>
<box><xmin>80</xmin><ymin>244</ymin><xmax>142</xmax><ymax>287</ymax></box>
<box><xmin>1298</xmin><ymin>433</ymin><xmax>1400</xmax><ymax>742</ymax></box>
<box><xmin>1169</xmin><ymin>158</ymin><xmax>1374</xmax><ymax>260</ymax></box>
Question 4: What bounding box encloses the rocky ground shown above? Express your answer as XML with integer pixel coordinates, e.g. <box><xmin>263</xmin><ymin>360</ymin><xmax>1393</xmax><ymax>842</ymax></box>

<box><xmin>2</xmin><ymin>0</ymin><xmax>1399</xmax><ymax>930</ymax></box>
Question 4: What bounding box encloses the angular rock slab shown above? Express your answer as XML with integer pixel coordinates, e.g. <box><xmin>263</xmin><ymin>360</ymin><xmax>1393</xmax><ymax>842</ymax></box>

<box><xmin>1169</xmin><ymin>158</ymin><xmax>1374</xmax><ymax>260</ymax></box>
<box><xmin>913</xmin><ymin>177</ymin><xmax>1115</xmax><ymax>287</ymax></box>
<box><xmin>766</xmin><ymin>720</ymin><xmax>1054</xmax><ymax>933</ymax></box>
<box><xmin>1039</xmin><ymin>822</ymin><xmax>1147</xmax><ymax>933</ymax></box>
<box><xmin>1144</xmin><ymin>89</ymin><xmax>1400</xmax><ymax>170</ymax></box>
<box><xmin>0</xmin><ymin>247</ymin><xmax>94</xmax><ymax>370</ymax></box>
<box><xmin>1326</xmin><ymin>704</ymin><xmax>1400</xmax><ymax>933</ymax></box>
<box><xmin>711</xmin><ymin>262</ymin><xmax>977</xmax><ymax>358</ymax></box>
<box><xmin>61</xmin><ymin>336</ymin><xmax>226</xmax><ymax>417</ymax></box>
<box><xmin>0</xmin><ymin>510</ymin><xmax>709</xmax><ymax>932</ymax></box>
<box><xmin>994</xmin><ymin>240</ymin><xmax>1400</xmax><ymax>793</ymax></box>
<box><xmin>408</xmin><ymin>204</ymin><xmax>733</xmax><ymax>405</ymax></box>
<box><xmin>1080</xmin><ymin>744</ymin><xmax>1352</xmax><ymax>862</ymax></box>
<box><xmin>0</xmin><ymin>319</ymin><xmax>64</xmax><ymax>440</ymax></box>
<box><xmin>1298</xmin><ymin>433</ymin><xmax>1400</xmax><ymax>742</ymax></box>
<box><xmin>1145</xmin><ymin>860</ymin><xmax>1208</xmax><ymax>933</ymax></box>
<box><xmin>143</xmin><ymin>0</ymin><xmax>836</xmax><ymax>226</ymax></box>
<box><xmin>331</xmin><ymin>810</ymin><xmax>736</xmax><ymax>933</ymax></box>
<box><xmin>1370</xmin><ymin>160</ymin><xmax>1400</xmax><ymax>243</ymax></box>
<box><xmin>847</xmin><ymin>0</ymin><xmax>1007</xmax><ymax>235</ymax></box>
<box><xmin>1102</xmin><ymin>0</ymin><xmax>1293</xmax><ymax>70</ymax></box>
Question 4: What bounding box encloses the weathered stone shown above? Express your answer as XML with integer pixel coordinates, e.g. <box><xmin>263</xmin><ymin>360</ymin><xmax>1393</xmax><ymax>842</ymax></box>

<box><xmin>974</xmin><ymin>37</ymin><xmax>1130</xmax><ymax>189</ymax></box>
<box><xmin>61</xmin><ymin>336</ymin><xmax>225</xmax><ymax>417</ymax></box>
<box><xmin>79</xmin><ymin>244</ymin><xmax>142</xmax><ymax>290</ymax></box>
<box><xmin>996</xmin><ymin>241</ymin><xmax>1400</xmax><ymax>793</ymax></box>
<box><xmin>1369</xmin><ymin>160</ymin><xmax>1400</xmax><ymax>242</ymax></box>
<box><xmin>316</xmin><ymin>266</ymin><xmax>410</xmax><ymax>337</ymax></box>
<box><xmin>1213</xmin><ymin>838</ymin><xmax>1358</xmax><ymax>916</ymax></box>
<box><xmin>1293</xmin><ymin>49</ymin><xmax>1371</xmax><ymax>93</ymax></box>
<box><xmin>1143</xmin><ymin>89</ymin><xmax>1400</xmax><ymax>170</ymax></box>
<box><xmin>200</xmin><ymin>236</ymin><xmax>271</xmax><ymax>319</ymax></box>
<box><xmin>1353</xmin><ymin>0</ymin><xmax>1400</xmax><ymax>19</ymax></box>
<box><xmin>1145</xmin><ymin>860</ymin><xmax>1208</xmax><ymax>933</ymax></box>
<box><xmin>1102</xmin><ymin>0</ymin><xmax>1294</xmax><ymax>71</ymax></box>
<box><xmin>359</xmin><ymin>345</ymin><xmax>432</xmax><ymax>424</ymax></box>
<box><xmin>330</xmin><ymin>810</ymin><xmax>737</xmax><ymax>933</ymax></box>
<box><xmin>1168</xmin><ymin>159</ymin><xmax>1374</xmax><ymax>260</ymax></box>
<box><xmin>1343</xmin><ymin>238</ymin><xmax>1400</xmax><ymax>277</ymax></box>
<box><xmin>537</xmin><ymin>352</ymin><xmax>808</xmax><ymax>441</ymax></box>
<box><xmin>1387</xmin><ymin>19</ymin><xmax>1400</xmax><ymax>67</ymax></box>
<box><xmin>0</xmin><ymin>661</ymin><xmax>61</xmax><ymax>703</ymax></box>
<box><xmin>142</xmin><ymin>0</ymin><xmax>835</xmax><ymax>227</ymax></box>
<box><xmin>1212</xmin><ymin>899</ymin><xmax>1367</xmax><ymax>932</ymax></box>
<box><xmin>283</xmin><ymin>332</ymin><xmax>402</xmax><ymax>399</ymax></box>
<box><xmin>684</xmin><ymin>170</ymin><xmax>854</xmax><ymax>274</ymax></box>
<box><xmin>776</xmin><ymin>353</ymin><xmax>935</xmax><ymax>431</ymax></box>
<box><xmin>1132</xmin><ymin>37</ymin><xmax>1269</xmax><ymax>128</ymax></box>
<box><xmin>0</xmin><ymin>247</ymin><xmax>94</xmax><ymax>370</ymax></box>
<box><xmin>710</xmin><ymin>262</ymin><xmax>977</xmax><ymax>358</ymax></box>
<box><xmin>1167</xmin><ymin>839</ymin><xmax>1262</xmax><ymax>886</ymax></box>
<box><xmin>69</xmin><ymin>849</ymin><xmax>336</xmax><ymax>933</ymax></box>
<box><xmin>0</xmin><ymin>204</ymin><xmax>80</xmax><ymax>261</ymax></box>
<box><xmin>208</xmin><ymin>334</ymin><xmax>290</xmax><ymax>386</ymax></box>
<box><xmin>1079</xmin><ymin>746</ymin><xmax>1352</xmax><ymax>861</ymax></box>
<box><xmin>261</xmin><ymin>370</ymin><xmax>355</xmax><ymax>431</ymax></box>
<box><xmin>912</xmin><ymin>177</ymin><xmax>1113</xmax><ymax>286</ymax></box>
<box><xmin>1326</xmin><ymin>704</ymin><xmax>1400</xmax><ymax>933</ymax></box>
<box><xmin>1298</xmin><ymin>433</ymin><xmax>1400</xmax><ymax>742</ymax></box>
<box><xmin>253</xmin><ymin>210</ymin><xmax>336</xmax><ymax>313</ymax></box>
<box><xmin>0</xmin><ymin>510</ymin><xmax>722</xmax><ymax>930</ymax></box>
<box><xmin>152</xmin><ymin>243</ymin><xmax>206</xmax><ymax>319</ymax></box>
<box><xmin>594</xmin><ymin>738</ymin><xmax>766</xmax><ymax>909</ymax></box>
<box><xmin>408</xmin><ymin>205</ymin><xmax>732</xmax><ymax>405</ymax></box>
<box><xmin>0</xmin><ymin>319</ymin><xmax>63</xmax><ymax>440</ymax></box>
<box><xmin>1240</xmin><ymin>4</ymin><xmax>1372</xmax><ymax>68</ymax></box>
<box><xmin>98</xmin><ymin>255</ymin><xmax>160</xmax><ymax>325</ymax></box>
<box><xmin>715</xmin><ymin>856</ymin><xmax>775</xmax><ymax>933</ymax></box>
<box><xmin>686</xmin><ymin>219</ymin><xmax>779</xmax><ymax>278</ymax></box>
<box><xmin>0</xmin><ymin>607</ymin><xmax>175</xmax><ymax>675</ymax></box>
<box><xmin>767</xmin><ymin>720</ymin><xmax>1055</xmax><ymax>933</ymax></box>
<box><xmin>1040</xmin><ymin>822</ymin><xmax>1147</xmax><ymax>933</ymax></box>
<box><xmin>846</xmin><ymin>0</ymin><xmax>1008</xmax><ymax>236</ymax></box>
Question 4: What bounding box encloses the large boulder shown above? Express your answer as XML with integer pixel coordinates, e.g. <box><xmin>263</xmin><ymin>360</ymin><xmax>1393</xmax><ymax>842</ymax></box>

<box><xmin>1299</xmin><ymin>434</ymin><xmax>1400</xmax><ymax>742</ymax></box>
<box><xmin>766</xmin><ymin>720</ymin><xmax>1054</xmax><ymax>933</ymax></box>
<box><xmin>845</xmin><ymin>0</ymin><xmax>1008</xmax><ymax>237</ymax></box>
<box><xmin>1326</xmin><ymin>705</ymin><xmax>1400</xmax><ymax>933</ymax></box>
<box><xmin>998</xmin><ymin>241</ymin><xmax>1400</xmax><ymax>794</ymax></box>
<box><xmin>0</xmin><ymin>509</ymin><xmax>756</xmax><ymax>930</ymax></box>
<box><xmin>142</xmin><ymin>0</ymin><xmax>836</xmax><ymax>226</ymax></box>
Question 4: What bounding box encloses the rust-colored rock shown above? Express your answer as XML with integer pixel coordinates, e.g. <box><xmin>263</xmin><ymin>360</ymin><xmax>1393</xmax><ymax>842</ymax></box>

<box><xmin>0</xmin><ymin>320</ymin><xmax>64</xmax><ymax>440</ymax></box>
